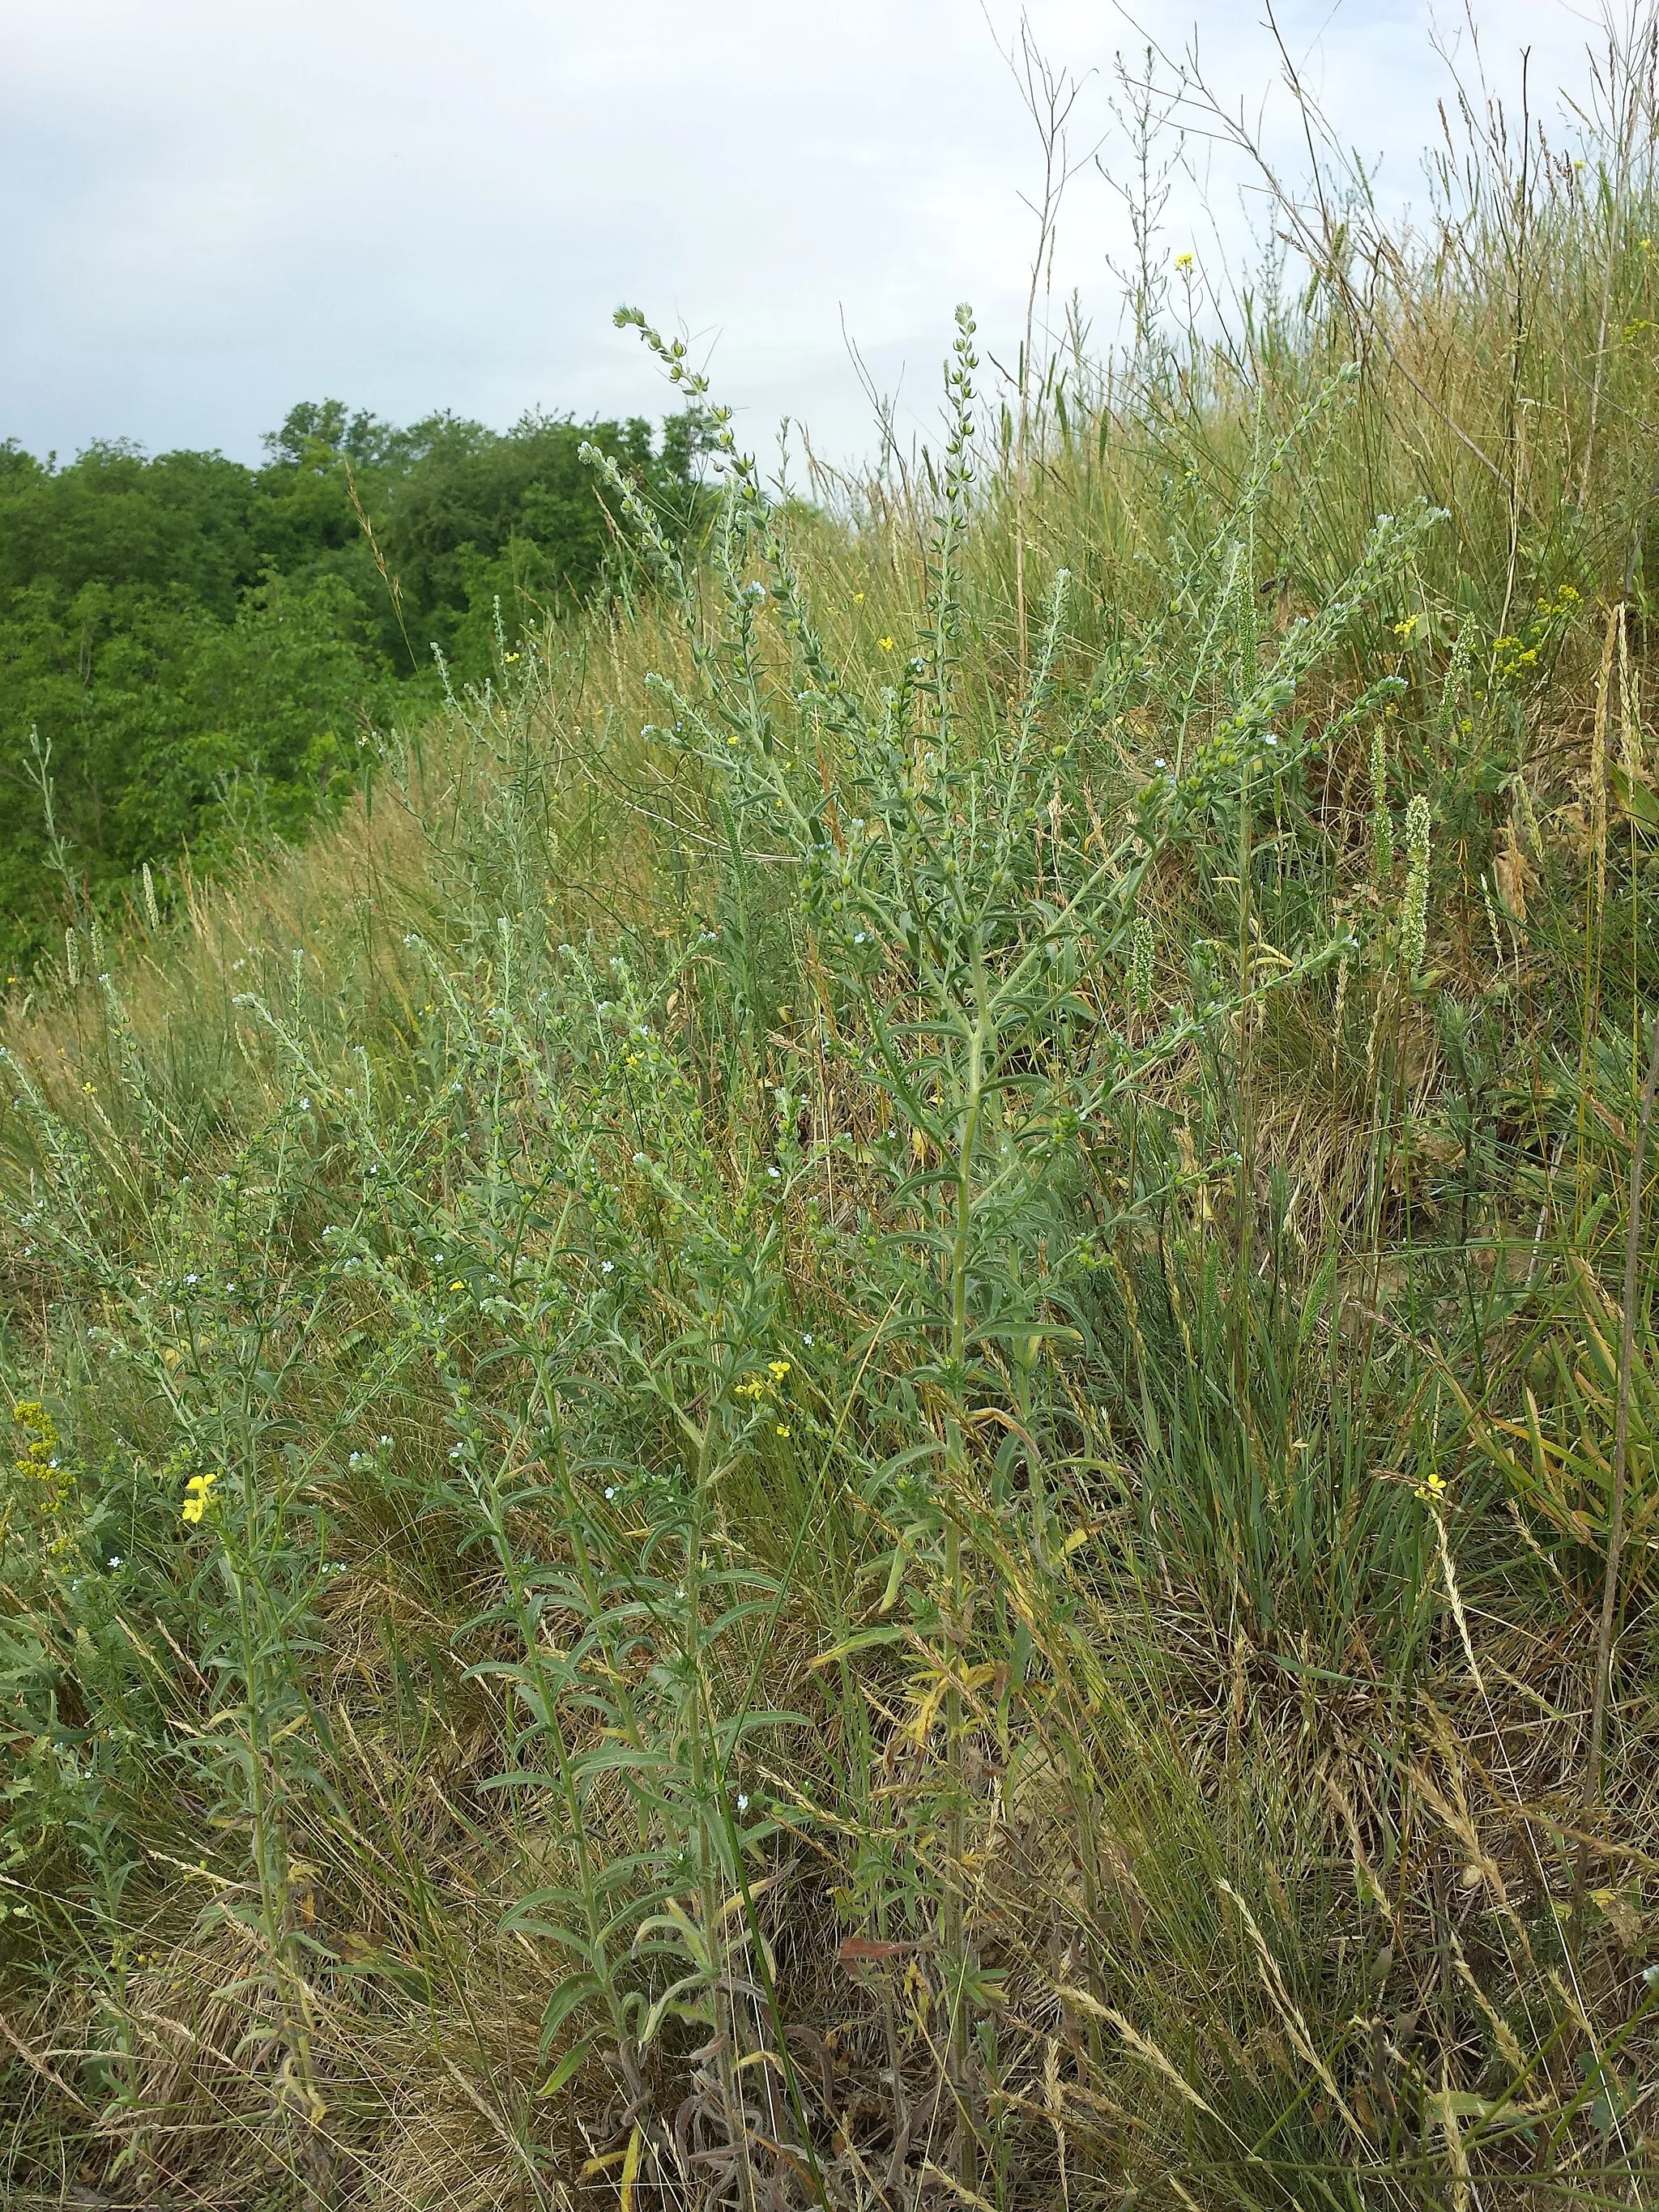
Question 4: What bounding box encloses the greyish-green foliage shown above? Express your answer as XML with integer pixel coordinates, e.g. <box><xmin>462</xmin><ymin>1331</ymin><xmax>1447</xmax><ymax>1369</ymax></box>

<box><xmin>5</xmin><ymin>19</ymin><xmax>1659</xmax><ymax>2211</ymax></box>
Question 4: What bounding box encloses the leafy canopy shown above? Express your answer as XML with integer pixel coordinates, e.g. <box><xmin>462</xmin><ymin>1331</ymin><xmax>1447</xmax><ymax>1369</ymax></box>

<box><xmin>0</xmin><ymin>403</ymin><xmax>701</xmax><ymax>965</ymax></box>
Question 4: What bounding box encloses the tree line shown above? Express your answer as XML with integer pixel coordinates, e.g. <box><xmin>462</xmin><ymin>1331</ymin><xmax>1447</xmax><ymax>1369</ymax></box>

<box><xmin>0</xmin><ymin>402</ymin><xmax>702</xmax><ymax>966</ymax></box>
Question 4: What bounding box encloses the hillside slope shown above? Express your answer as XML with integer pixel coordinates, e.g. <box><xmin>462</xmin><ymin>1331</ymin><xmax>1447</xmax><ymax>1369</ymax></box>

<box><xmin>3</xmin><ymin>43</ymin><xmax>1659</xmax><ymax>2210</ymax></box>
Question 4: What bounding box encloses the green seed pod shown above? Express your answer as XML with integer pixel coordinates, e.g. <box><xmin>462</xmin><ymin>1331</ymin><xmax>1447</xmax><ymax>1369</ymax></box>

<box><xmin>1132</xmin><ymin>913</ymin><xmax>1154</xmax><ymax>1016</ymax></box>
<box><xmin>1401</xmin><ymin>794</ymin><xmax>1432</xmax><ymax>977</ymax></box>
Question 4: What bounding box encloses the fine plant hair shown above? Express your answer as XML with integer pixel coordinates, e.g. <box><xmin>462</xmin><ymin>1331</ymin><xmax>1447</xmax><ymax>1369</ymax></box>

<box><xmin>5</xmin><ymin>11</ymin><xmax>1659</xmax><ymax>2212</ymax></box>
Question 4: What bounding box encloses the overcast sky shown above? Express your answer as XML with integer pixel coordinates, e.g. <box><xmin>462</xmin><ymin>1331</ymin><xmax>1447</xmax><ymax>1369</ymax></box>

<box><xmin>0</xmin><ymin>0</ymin><xmax>1616</xmax><ymax>473</ymax></box>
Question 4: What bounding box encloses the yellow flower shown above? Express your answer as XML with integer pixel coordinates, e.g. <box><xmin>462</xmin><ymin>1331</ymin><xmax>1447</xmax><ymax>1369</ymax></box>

<box><xmin>852</xmin><ymin>590</ymin><xmax>865</xmax><ymax>604</ymax></box>
<box><xmin>13</xmin><ymin>1403</ymin><xmax>70</xmax><ymax>1517</ymax></box>
<box><xmin>1392</xmin><ymin>614</ymin><xmax>1422</xmax><ymax>641</ymax></box>
<box><xmin>1414</xmin><ymin>1471</ymin><xmax>1448</xmax><ymax>1503</ymax></box>
<box><xmin>767</xmin><ymin>1359</ymin><xmax>791</xmax><ymax>1381</ymax></box>
<box><xmin>181</xmin><ymin>1468</ymin><xmax>220</xmax><ymax>1525</ymax></box>
<box><xmin>775</xmin><ymin>1425</ymin><xmax>791</xmax><ymax>1438</ymax></box>
<box><xmin>449</xmin><ymin>1280</ymin><xmax>466</xmax><ymax>1292</ymax></box>
<box><xmin>877</xmin><ymin>637</ymin><xmax>895</xmax><ymax>652</ymax></box>
<box><xmin>1175</xmin><ymin>252</ymin><xmax>1195</xmax><ymax>271</ymax></box>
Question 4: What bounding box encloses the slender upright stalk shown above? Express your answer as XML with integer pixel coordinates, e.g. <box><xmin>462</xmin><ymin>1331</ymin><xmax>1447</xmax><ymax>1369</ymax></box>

<box><xmin>1580</xmin><ymin>1008</ymin><xmax>1659</xmax><ymax>1871</ymax></box>
<box><xmin>1232</xmin><ymin>760</ymin><xmax>1255</xmax><ymax>1423</ymax></box>
<box><xmin>942</xmin><ymin>987</ymin><xmax>988</xmax><ymax>2190</ymax></box>
<box><xmin>685</xmin><ymin>1412</ymin><xmax>757</xmax><ymax>2212</ymax></box>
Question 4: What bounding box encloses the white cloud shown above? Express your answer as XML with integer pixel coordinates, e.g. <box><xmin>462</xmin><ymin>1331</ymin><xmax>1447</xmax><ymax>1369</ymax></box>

<box><xmin>0</xmin><ymin>0</ymin><xmax>1614</xmax><ymax>469</ymax></box>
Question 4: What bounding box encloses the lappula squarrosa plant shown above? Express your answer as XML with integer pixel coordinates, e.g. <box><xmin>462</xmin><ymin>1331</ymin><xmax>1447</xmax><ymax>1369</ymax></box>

<box><xmin>233</xmin><ymin>911</ymin><xmax>824</xmax><ymax>2202</ymax></box>
<box><xmin>581</xmin><ymin>296</ymin><xmax>1455</xmax><ymax>2186</ymax></box>
<box><xmin>0</xmin><ymin>1024</ymin><xmax>359</xmax><ymax>2171</ymax></box>
<box><xmin>1401</xmin><ymin>791</ymin><xmax>1434</xmax><ymax>984</ymax></box>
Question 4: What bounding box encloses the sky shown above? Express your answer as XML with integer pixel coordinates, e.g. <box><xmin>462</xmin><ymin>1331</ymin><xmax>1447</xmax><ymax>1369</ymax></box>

<box><xmin>0</xmin><ymin>0</ymin><xmax>1618</xmax><ymax>474</ymax></box>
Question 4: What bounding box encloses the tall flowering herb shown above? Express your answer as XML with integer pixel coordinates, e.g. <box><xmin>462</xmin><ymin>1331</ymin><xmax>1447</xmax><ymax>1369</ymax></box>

<box><xmin>1401</xmin><ymin>794</ymin><xmax>1431</xmax><ymax>979</ymax></box>
<box><xmin>928</xmin><ymin>304</ymin><xmax>979</xmax><ymax>761</ymax></box>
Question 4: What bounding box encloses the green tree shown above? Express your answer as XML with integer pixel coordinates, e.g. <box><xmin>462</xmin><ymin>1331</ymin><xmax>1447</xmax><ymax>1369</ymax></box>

<box><xmin>0</xmin><ymin>400</ymin><xmax>704</xmax><ymax>967</ymax></box>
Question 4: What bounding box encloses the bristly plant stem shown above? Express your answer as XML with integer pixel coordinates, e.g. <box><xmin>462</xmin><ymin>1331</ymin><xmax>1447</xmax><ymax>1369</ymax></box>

<box><xmin>1232</xmin><ymin>756</ymin><xmax>1255</xmax><ymax>1436</ymax></box>
<box><xmin>941</xmin><ymin>979</ymin><xmax>989</xmax><ymax>2195</ymax></box>
<box><xmin>1578</xmin><ymin>1003</ymin><xmax>1659</xmax><ymax>1907</ymax></box>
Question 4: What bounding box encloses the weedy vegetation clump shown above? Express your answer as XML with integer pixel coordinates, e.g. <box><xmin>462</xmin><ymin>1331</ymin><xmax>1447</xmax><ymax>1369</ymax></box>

<box><xmin>6</xmin><ymin>19</ymin><xmax>1659</xmax><ymax>2210</ymax></box>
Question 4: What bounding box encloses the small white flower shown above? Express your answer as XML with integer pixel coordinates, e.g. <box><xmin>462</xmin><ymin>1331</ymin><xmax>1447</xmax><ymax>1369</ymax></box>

<box><xmin>767</xmin><ymin>1166</ymin><xmax>781</xmax><ymax>1180</ymax></box>
<box><xmin>378</xmin><ymin>1434</ymin><xmax>392</xmax><ymax>1447</ymax></box>
<box><xmin>185</xmin><ymin>1273</ymin><xmax>198</xmax><ymax>1285</ymax></box>
<box><xmin>802</xmin><ymin>1333</ymin><xmax>813</xmax><ymax>1346</ymax></box>
<box><xmin>604</xmin><ymin>1485</ymin><xmax>616</xmax><ymax>1499</ymax></box>
<box><xmin>300</xmin><ymin>1097</ymin><xmax>310</xmax><ymax>1111</ymax></box>
<box><xmin>601</xmin><ymin>1260</ymin><xmax>614</xmax><ymax>1274</ymax></box>
<box><xmin>736</xmin><ymin>1793</ymin><xmax>750</xmax><ymax>1812</ymax></box>
<box><xmin>106</xmin><ymin>1554</ymin><xmax>122</xmax><ymax>1569</ymax></box>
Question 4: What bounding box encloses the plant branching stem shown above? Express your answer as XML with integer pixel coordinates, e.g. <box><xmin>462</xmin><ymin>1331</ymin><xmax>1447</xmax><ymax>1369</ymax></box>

<box><xmin>1579</xmin><ymin>1004</ymin><xmax>1659</xmax><ymax>1880</ymax></box>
